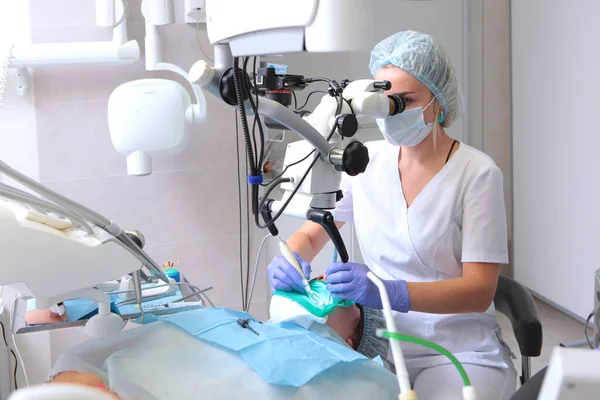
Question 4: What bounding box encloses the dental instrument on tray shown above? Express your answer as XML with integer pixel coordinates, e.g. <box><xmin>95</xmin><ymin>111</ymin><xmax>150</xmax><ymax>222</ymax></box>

<box><xmin>173</xmin><ymin>286</ymin><xmax>214</xmax><ymax>303</ymax></box>
<box><xmin>16</xmin><ymin>281</ymin><xmax>213</xmax><ymax>335</ymax></box>
<box><xmin>112</xmin><ymin>281</ymin><xmax>213</xmax><ymax>306</ymax></box>
<box><xmin>138</xmin><ymin>300</ymin><xmax>204</xmax><ymax>311</ymax></box>
<box><xmin>116</xmin><ymin>274</ymin><xmax>178</xmax><ymax>301</ymax></box>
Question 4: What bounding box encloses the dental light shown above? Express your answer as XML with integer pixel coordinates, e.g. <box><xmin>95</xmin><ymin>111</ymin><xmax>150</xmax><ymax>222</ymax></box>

<box><xmin>108</xmin><ymin>0</ymin><xmax>207</xmax><ymax>176</ymax></box>
<box><xmin>108</xmin><ymin>79</ymin><xmax>192</xmax><ymax>176</ymax></box>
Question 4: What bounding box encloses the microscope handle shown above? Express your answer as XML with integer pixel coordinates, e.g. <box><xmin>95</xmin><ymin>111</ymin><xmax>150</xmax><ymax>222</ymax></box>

<box><xmin>306</xmin><ymin>209</ymin><xmax>349</xmax><ymax>263</ymax></box>
<box><xmin>260</xmin><ymin>200</ymin><xmax>280</xmax><ymax>237</ymax></box>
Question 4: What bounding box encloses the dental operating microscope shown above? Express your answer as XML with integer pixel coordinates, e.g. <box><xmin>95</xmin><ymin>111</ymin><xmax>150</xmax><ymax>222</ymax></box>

<box><xmin>257</xmin><ymin>74</ymin><xmax>405</xmax><ymax>263</ymax></box>
<box><xmin>188</xmin><ymin>1</ymin><xmax>406</xmax><ymax>263</ymax></box>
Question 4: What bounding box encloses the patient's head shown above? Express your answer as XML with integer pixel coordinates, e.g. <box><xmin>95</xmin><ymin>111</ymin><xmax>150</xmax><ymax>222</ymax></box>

<box><xmin>326</xmin><ymin>304</ymin><xmax>362</xmax><ymax>349</ymax></box>
<box><xmin>49</xmin><ymin>371</ymin><xmax>120</xmax><ymax>399</ymax></box>
<box><xmin>268</xmin><ymin>274</ymin><xmax>364</xmax><ymax>350</ymax></box>
<box><xmin>309</xmin><ymin>274</ymin><xmax>362</xmax><ymax>350</ymax></box>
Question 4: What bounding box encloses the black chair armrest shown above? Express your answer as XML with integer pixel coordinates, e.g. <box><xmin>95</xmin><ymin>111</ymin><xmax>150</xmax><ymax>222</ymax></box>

<box><xmin>494</xmin><ymin>275</ymin><xmax>543</xmax><ymax>357</ymax></box>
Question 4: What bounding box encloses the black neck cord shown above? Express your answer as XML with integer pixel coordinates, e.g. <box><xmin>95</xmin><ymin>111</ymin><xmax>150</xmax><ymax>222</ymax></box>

<box><xmin>445</xmin><ymin>140</ymin><xmax>459</xmax><ymax>164</ymax></box>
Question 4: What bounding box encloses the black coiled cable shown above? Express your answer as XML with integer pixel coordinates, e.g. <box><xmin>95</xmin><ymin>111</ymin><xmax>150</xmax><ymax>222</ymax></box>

<box><xmin>232</xmin><ymin>57</ymin><xmax>258</xmax><ymax>177</ymax></box>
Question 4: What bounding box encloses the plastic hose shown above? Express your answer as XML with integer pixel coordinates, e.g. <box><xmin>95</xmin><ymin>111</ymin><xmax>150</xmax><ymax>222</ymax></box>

<box><xmin>377</xmin><ymin>330</ymin><xmax>471</xmax><ymax>387</ymax></box>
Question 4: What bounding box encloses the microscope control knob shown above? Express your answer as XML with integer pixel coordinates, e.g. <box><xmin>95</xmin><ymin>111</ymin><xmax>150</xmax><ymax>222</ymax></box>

<box><xmin>220</xmin><ymin>67</ymin><xmax>250</xmax><ymax>106</ymax></box>
<box><xmin>336</xmin><ymin>114</ymin><xmax>358</xmax><ymax>138</ymax></box>
<box><xmin>189</xmin><ymin>60</ymin><xmax>215</xmax><ymax>87</ymax></box>
<box><xmin>342</xmin><ymin>141</ymin><xmax>369</xmax><ymax>176</ymax></box>
<box><xmin>374</xmin><ymin>80</ymin><xmax>392</xmax><ymax>90</ymax></box>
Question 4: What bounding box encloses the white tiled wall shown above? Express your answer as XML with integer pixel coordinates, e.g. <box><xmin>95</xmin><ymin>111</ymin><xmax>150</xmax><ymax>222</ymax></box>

<box><xmin>0</xmin><ymin>0</ymin><xmax>39</xmax><ymax>190</ymax></box>
<box><xmin>481</xmin><ymin>0</ymin><xmax>512</xmax><ymax>241</ymax></box>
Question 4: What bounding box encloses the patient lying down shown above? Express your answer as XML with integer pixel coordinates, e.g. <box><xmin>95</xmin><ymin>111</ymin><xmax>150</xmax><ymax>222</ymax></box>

<box><xmin>43</xmin><ymin>302</ymin><xmax>393</xmax><ymax>400</ymax></box>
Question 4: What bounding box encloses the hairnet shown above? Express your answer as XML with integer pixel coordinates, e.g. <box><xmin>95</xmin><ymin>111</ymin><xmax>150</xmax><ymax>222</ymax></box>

<box><xmin>357</xmin><ymin>308</ymin><xmax>395</xmax><ymax>373</ymax></box>
<box><xmin>369</xmin><ymin>30</ymin><xmax>463</xmax><ymax>126</ymax></box>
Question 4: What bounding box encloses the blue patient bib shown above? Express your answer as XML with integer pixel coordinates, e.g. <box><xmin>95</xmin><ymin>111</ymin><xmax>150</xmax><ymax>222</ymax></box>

<box><xmin>140</xmin><ymin>308</ymin><xmax>368</xmax><ymax>387</ymax></box>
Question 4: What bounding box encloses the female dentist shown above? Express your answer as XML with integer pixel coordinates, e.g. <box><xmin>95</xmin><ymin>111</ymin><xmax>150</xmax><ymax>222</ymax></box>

<box><xmin>267</xmin><ymin>31</ymin><xmax>517</xmax><ymax>399</ymax></box>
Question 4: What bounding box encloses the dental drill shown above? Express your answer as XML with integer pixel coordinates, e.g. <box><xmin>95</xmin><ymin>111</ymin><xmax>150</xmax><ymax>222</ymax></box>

<box><xmin>275</xmin><ymin>237</ymin><xmax>325</xmax><ymax>306</ymax></box>
<box><xmin>277</xmin><ymin>238</ymin><xmax>312</xmax><ymax>294</ymax></box>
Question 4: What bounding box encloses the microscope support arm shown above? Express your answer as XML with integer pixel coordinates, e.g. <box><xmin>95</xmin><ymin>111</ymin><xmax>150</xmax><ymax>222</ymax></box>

<box><xmin>256</xmin><ymin>98</ymin><xmax>335</xmax><ymax>161</ymax></box>
<box><xmin>190</xmin><ymin>44</ymin><xmax>337</xmax><ymax>163</ymax></box>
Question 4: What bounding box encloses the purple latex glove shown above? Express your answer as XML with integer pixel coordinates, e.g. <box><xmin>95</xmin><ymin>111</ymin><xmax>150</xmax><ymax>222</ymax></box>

<box><xmin>326</xmin><ymin>262</ymin><xmax>411</xmax><ymax>312</ymax></box>
<box><xmin>267</xmin><ymin>252</ymin><xmax>312</xmax><ymax>294</ymax></box>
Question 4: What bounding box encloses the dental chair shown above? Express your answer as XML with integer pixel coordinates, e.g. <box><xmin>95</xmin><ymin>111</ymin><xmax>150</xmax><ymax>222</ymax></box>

<box><xmin>494</xmin><ymin>275</ymin><xmax>543</xmax><ymax>385</ymax></box>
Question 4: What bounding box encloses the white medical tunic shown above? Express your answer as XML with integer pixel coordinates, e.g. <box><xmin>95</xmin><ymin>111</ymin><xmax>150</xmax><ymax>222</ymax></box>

<box><xmin>332</xmin><ymin>140</ymin><xmax>509</xmax><ymax>370</ymax></box>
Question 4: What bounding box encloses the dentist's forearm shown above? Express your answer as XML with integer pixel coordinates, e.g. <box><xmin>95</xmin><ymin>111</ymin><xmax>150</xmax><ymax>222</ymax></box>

<box><xmin>405</xmin><ymin>263</ymin><xmax>500</xmax><ymax>314</ymax></box>
<box><xmin>287</xmin><ymin>221</ymin><xmax>345</xmax><ymax>263</ymax></box>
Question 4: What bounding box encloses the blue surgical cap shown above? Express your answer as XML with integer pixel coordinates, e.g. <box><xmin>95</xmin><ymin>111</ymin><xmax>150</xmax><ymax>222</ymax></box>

<box><xmin>369</xmin><ymin>30</ymin><xmax>463</xmax><ymax>126</ymax></box>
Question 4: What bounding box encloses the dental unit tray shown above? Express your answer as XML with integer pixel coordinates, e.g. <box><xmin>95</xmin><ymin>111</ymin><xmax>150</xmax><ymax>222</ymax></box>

<box><xmin>12</xmin><ymin>286</ymin><xmax>212</xmax><ymax>335</ymax></box>
<box><xmin>0</xmin><ymin>160</ymin><xmax>169</xmax><ymax>311</ymax></box>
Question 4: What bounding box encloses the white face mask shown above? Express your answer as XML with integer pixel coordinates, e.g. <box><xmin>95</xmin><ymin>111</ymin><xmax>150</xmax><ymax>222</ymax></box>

<box><xmin>376</xmin><ymin>97</ymin><xmax>436</xmax><ymax>146</ymax></box>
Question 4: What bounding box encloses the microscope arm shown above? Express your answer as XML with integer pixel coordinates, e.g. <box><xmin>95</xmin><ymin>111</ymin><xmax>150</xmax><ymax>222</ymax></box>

<box><xmin>263</xmin><ymin>81</ymin><xmax>396</xmax><ymax>261</ymax></box>
<box><xmin>256</xmin><ymin>97</ymin><xmax>335</xmax><ymax>162</ymax></box>
<box><xmin>188</xmin><ymin>48</ymin><xmax>386</xmax><ymax>261</ymax></box>
<box><xmin>189</xmin><ymin>45</ymin><xmax>339</xmax><ymax>164</ymax></box>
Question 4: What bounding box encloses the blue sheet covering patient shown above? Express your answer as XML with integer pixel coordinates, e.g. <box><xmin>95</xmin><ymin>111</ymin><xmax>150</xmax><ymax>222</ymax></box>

<box><xmin>49</xmin><ymin>307</ymin><xmax>399</xmax><ymax>399</ymax></box>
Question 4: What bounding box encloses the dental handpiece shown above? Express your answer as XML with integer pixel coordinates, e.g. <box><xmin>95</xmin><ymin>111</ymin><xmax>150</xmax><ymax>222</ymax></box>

<box><xmin>277</xmin><ymin>237</ymin><xmax>313</xmax><ymax>295</ymax></box>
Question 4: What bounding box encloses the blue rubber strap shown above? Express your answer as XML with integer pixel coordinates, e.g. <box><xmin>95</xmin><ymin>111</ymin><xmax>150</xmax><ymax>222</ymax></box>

<box><xmin>248</xmin><ymin>174</ymin><xmax>264</xmax><ymax>185</ymax></box>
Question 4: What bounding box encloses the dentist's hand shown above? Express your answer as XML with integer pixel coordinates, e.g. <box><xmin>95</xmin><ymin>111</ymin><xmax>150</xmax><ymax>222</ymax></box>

<box><xmin>267</xmin><ymin>252</ymin><xmax>311</xmax><ymax>293</ymax></box>
<box><xmin>326</xmin><ymin>262</ymin><xmax>411</xmax><ymax>312</ymax></box>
